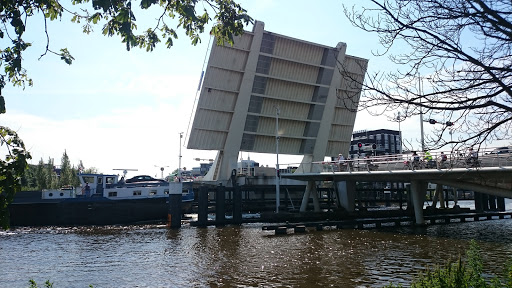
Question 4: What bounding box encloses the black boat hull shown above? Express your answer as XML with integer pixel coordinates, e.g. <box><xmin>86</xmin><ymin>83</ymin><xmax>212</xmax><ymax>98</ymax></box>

<box><xmin>9</xmin><ymin>194</ymin><xmax>192</xmax><ymax>227</ymax></box>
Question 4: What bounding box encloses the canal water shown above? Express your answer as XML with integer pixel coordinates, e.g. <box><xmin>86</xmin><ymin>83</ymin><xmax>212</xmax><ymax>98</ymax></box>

<box><xmin>2</xmin><ymin>200</ymin><xmax>512</xmax><ymax>288</ymax></box>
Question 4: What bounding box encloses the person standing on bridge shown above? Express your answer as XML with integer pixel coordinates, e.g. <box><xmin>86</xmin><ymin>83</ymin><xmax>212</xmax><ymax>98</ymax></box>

<box><xmin>338</xmin><ymin>153</ymin><xmax>345</xmax><ymax>171</ymax></box>
<box><xmin>467</xmin><ymin>147</ymin><xmax>479</xmax><ymax>167</ymax></box>
<box><xmin>424</xmin><ymin>151</ymin><xmax>435</xmax><ymax>168</ymax></box>
<box><xmin>438</xmin><ymin>152</ymin><xmax>448</xmax><ymax>168</ymax></box>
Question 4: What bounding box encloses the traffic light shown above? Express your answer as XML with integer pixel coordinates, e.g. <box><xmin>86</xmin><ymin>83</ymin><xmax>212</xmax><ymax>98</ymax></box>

<box><xmin>372</xmin><ymin>144</ymin><xmax>377</xmax><ymax>150</ymax></box>
<box><xmin>428</xmin><ymin>119</ymin><xmax>437</xmax><ymax>124</ymax></box>
<box><xmin>445</xmin><ymin>121</ymin><xmax>454</xmax><ymax>126</ymax></box>
<box><xmin>357</xmin><ymin>142</ymin><xmax>362</xmax><ymax>148</ymax></box>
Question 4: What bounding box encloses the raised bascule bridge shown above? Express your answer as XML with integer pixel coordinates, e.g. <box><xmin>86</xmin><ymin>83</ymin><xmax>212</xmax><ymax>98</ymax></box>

<box><xmin>185</xmin><ymin>20</ymin><xmax>512</xmax><ymax>227</ymax></box>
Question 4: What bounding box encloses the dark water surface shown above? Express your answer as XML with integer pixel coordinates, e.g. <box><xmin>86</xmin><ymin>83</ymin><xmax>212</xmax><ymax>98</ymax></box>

<box><xmin>2</xmin><ymin>200</ymin><xmax>512</xmax><ymax>287</ymax></box>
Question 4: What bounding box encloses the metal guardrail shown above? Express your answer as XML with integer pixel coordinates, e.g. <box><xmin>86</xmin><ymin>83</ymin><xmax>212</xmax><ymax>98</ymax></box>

<box><xmin>284</xmin><ymin>149</ymin><xmax>512</xmax><ymax>174</ymax></box>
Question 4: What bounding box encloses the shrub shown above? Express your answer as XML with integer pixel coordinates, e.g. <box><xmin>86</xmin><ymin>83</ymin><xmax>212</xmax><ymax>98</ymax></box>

<box><xmin>386</xmin><ymin>240</ymin><xmax>512</xmax><ymax>288</ymax></box>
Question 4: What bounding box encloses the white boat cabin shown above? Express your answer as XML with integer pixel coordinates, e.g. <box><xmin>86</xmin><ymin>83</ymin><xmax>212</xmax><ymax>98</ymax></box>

<box><xmin>42</xmin><ymin>173</ymin><xmax>182</xmax><ymax>200</ymax></box>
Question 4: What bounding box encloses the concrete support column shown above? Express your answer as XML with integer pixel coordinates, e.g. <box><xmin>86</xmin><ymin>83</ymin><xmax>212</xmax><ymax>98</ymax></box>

<box><xmin>453</xmin><ymin>187</ymin><xmax>458</xmax><ymax>207</ymax></box>
<box><xmin>489</xmin><ymin>195</ymin><xmax>497</xmax><ymax>210</ymax></box>
<box><xmin>438</xmin><ymin>186</ymin><xmax>446</xmax><ymax>208</ymax></box>
<box><xmin>474</xmin><ymin>192</ymin><xmax>484</xmax><ymax>212</ymax></box>
<box><xmin>431</xmin><ymin>184</ymin><xmax>443</xmax><ymax>208</ymax></box>
<box><xmin>497</xmin><ymin>197</ymin><xmax>506</xmax><ymax>212</ymax></box>
<box><xmin>337</xmin><ymin>181</ymin><xmax>356</xmax><ymax>212</ymax></box>
<box><xmin>300</xmin><ymin>180</ymin><xmax>320</xmax><ymax>212</ymax></box>
<box><xmin>411</xmin><ymin>180</ymin><xmax>427</xmax><ymax>225</ymax></box>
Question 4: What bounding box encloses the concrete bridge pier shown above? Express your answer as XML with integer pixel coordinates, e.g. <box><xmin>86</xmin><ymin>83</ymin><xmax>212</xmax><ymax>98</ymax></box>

<box><xmin>336</xmin><ymin>181</ymin><xmax>356</xmax><ymax>212</ymax></box>
<box><xmin>411</xmin><ymin>180</ymin><xmax>428</xmax><ymax>225</ymax></box>
<box><xmin>300</xmin><ymin>180</ymin><xmax>321</xmax><ymax>212</ymax></box>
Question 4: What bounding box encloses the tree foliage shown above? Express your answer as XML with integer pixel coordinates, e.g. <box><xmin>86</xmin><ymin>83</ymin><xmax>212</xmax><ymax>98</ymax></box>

<box><xmin>59</xmin><ymin>150</ymin><xmax>73</xmax><ymax>187</ymax></box>
<box><xmin>343</xmin><ymin>0</ymin><xmax>512</xmax><ymax>150</ymax></box>
<box><xmin>45</xmin><ymin>157</ymin><xmax>57</xmax><ymax>189</ymax></box>
<box><xmin>35</xmin><ymin>158</ymin><xmax>47</xmax><ymax>190</ymax></box>
<box><xmin>0</xmin><ymin>125</ymin><xmax>31</xmax><ymax>229</ymax></box>
<box><xmin>0</xmin><ymin>0</ymin><xmax>252</xmax><ymax>91</ymax></box>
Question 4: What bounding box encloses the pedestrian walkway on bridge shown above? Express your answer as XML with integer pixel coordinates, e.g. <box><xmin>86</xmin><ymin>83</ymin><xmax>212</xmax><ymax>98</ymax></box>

<box><xmin>289</xmin><ymin>147</ymin><xmax>512</xmax><ymax>173</ymax></box>
<box><xmin>280</xmin><ymin>147</ymin><xmax>512</xmax><ymax>226</ymax></box>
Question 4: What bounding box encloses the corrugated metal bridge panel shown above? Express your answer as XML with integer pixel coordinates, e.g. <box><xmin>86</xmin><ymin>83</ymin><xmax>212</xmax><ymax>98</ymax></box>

<box><xmin>269</xmin><ymin>58</ymin><xmax>319</xmax><ymax>84</ymax></box>
<box><xmin>187</xmin><ymin>129</ymin><xmax>227</xmax><ymax>150</ymax></box>
<box><xmin>265</xmin><ymin>78</ymin><xmax>315</xmax><ymax>102</ymax></box>
<box><xmin>203</xmin><ymin>67</ymin><xmax>243</xmax><ymax>92</ymax></box>
<box><xmin>197</xmin><ymin>90</ymin><xmax>238</xmax><ymax>112</ymax></box>
<box><xmin>273</xmin><ymin>36</ymin><xmax>324</xmax><ymax>65</ymax></box>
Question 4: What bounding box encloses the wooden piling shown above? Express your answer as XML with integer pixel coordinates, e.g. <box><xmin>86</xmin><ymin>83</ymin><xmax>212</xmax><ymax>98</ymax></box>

<box><xmin>168</xmin><ymin>193</ymin><xmax>182</xmax><ymax>229</ymax></box>
<box><xmin>275</xmin><ymin>226</ymin><xmax>287</xmax><ymax>235</ymax></box>
<box><xmin>197</xmin><ymin>185</ymin><xmax>208</xmax><ymax>227</ymax></box>
<box><xmin>216</xmin><ymin>184</ymin><xmax>226</xmax><ymax>226</ymax></box>
<box><xmin>294</xmin><ymin>225</ymin><xmax>306</xmax><ymax>233</ymax></box>
<box><xmin>233</xmin><ymin>184</ymin><xmax>242</xmax><ymax>225</ymax></box>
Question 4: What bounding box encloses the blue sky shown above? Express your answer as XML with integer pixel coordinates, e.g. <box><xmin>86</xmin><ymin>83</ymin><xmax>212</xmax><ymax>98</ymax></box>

<box><xmin>2</xmin><ymin>0</ymin><xmax>450</xmax><ymax>177</ymax></box>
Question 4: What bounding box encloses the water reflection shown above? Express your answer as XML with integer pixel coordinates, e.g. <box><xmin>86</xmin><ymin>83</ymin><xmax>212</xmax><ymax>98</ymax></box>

<box><xmin>2</xmin><ymin>219</ymin><xmax>512</xmax><ymax>287</ymax></box>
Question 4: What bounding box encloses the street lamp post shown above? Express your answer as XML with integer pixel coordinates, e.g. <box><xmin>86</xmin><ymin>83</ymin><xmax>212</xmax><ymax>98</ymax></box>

<box><xmin>275</xmin><ymin>106</ymin><xmax>280</xmax><ymax>213</ymax></box>
<box><xmin>397</xmin><ymin>111</ymin><xmax>402</xmax><ymax>153</ymax></box>
<box><xmin>179</xmin><ymin>132</ymin><xmax>183</xmax><ymax>182</ymax></box>
<box><xmin>449</xmin><ymin>129</ymin><xmax>454</xmax><ymax>151</ymax></box>
<box><xmin>154</xmin><ymin>165</ymin><xmax>169</xmax><ymax>179</ymax></box>
<box><xmin>419</xmin><ymin>77</ymin><xmax>425</xmax><ymax>152</ymax></box>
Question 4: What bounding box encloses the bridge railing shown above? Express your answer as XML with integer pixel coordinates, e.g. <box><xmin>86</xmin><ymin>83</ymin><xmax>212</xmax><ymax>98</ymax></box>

<box><xmin>284</xmin><ymin>148</ymin><xmax>512</xmax><ymax>174</ymax></box>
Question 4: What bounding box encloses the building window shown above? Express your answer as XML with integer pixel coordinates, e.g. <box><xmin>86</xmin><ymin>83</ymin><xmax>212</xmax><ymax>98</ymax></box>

<box><xmin>260</xmin><ymin>33</ymin><xmax>276</xmax><ymax>54</ymax></box>
<box><xmin>256</xmin><ymin>55</ymin><xmax>272</xmax><ymax>75</ymax></box>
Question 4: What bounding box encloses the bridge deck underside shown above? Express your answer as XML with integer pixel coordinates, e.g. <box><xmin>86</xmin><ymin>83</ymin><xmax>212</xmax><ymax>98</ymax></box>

<box><xmin>282</xmin><ymin>166</ymin><xmax>512</xmax><ymax>198</ymax></box>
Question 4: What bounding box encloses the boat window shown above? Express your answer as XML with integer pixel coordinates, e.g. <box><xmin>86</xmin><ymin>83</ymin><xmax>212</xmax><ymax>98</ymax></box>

<box><xmin>106</xmin><ymin>177</ymin><xmax>115</xmax><ymax>184</ymax></box>
<box><xmin>82</xmin><ymin>176</ymin><xmax>95</xmax><ymax>184</ymax></box>
<box><xmin>49</xmin><ymin>193</ymin><xmax>53</xmax><ymax>197</ymax></box>
<box><xmin>149</xmin><ymin>190</ymin><xmax>157</xmax><ymax>196</ymax></box>
<box><xmin>60</xmin><ymin>192</ymin><xmax>64</xmax><ymax>197</ymax></box>
<box><xmin>108</xmin><ymin>191</ymin><xmax>117</xmax><ymax>197</ymax></box>
<box><xmin>164</xmin><ymin>189</ymin><xmax>169</xmax><ymax>195</ymax></box>
<box><xmin>97</xmin><ymin>177</ymin><xmax>103</xmax><ymax>184</ymax></box>
<box><xmin>133</xmin><ymin>191</ymin><xmax>142</xmax><ymax>196</ymax></box>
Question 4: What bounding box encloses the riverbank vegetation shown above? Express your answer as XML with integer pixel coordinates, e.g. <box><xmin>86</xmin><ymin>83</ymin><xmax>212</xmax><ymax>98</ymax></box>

<box><xmin>386</xmin><ymin>240</ymin><xmax>512</xmax><ymax>287</ymax></box>
<box><xmin>20</xmin><ymin>151</ymin><xmax>96</xmax><ymax>191</ymax></box>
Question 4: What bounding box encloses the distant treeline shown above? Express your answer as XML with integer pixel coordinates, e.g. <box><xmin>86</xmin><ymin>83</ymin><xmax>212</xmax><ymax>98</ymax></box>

<box><xmin>21</xmin><ymin>151</ymin><xmax>97</xmax><ymax>191</ymax></box>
